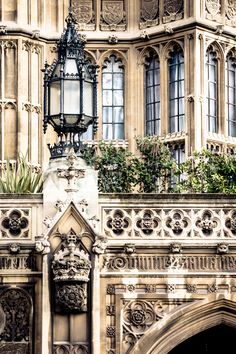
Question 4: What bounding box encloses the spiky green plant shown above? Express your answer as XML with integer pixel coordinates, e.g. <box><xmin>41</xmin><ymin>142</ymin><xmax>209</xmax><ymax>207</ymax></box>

<box><xmin>0</xmin><ymin>155</ymin><xmax>43</xmax><ymax>193</ymax></box>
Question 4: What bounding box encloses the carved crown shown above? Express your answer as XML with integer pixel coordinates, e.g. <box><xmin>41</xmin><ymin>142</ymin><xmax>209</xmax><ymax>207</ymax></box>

<box><xmin>52</xmin><ymin>234</ymin><xmax>91</xmax><ymax>282</ymax></box>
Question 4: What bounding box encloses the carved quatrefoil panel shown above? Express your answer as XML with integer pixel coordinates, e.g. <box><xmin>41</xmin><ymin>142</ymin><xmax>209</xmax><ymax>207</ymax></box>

<box><xmin>105</xmin><ymin>209</ymin><xmax>132</xmax><ymax>237</ymax></box>
<box><xmin>164</xmin><ymin>209</ymin><xmax>191</xmax><ymax>237</ymax></box>
<box><xmin>134</xmin><ymin>209</ymin><xmax>161</xmax><ymax>237</ymax></box>
<box><xmin>0</xmin><ymin>209</ymin><xmax>30</xmax><ymax>239</ymax></box>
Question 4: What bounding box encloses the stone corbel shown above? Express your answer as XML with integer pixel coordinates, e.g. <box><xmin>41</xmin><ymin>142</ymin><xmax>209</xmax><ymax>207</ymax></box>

<box><xmin>35</xmin><ymin>236</ymin><xmax>51</xmax><ymax>255</ymax></box>
<box><xmin>92</xmin><ymin>234</ymin><xmax>108</xmax><ymax>254</ymax></box>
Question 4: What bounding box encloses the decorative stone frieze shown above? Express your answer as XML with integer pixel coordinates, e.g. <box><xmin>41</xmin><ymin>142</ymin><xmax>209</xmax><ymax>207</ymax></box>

<box><xmin>103</xmin><ymin>254</ymin><xmax>236</xmax><ymax>272</ymax></box>
<box><xmin>102</xmin><ymin>206</ymin><xmax>236</xmax><ymax>239</ymax></box>
<box><xmin>100</xmin><ymin>0</ymin><xmax>126</xmax><ymax>31</ymax></box>
<box><xmin>140</xmin><ymin>0</ymin><xmax>159</xmax><ymax>29</ymax></box>
<box><xmin>72</xmin><ymin>0</ymin><xmax>95</xmax><ymax>31</ymax></box>
<box><xmin>1</xmin><ymin>209</ymin><xmax>29</xmax><ymax>238</ymax></box>
<box><xmin>163</xmin><ymin>0</ymin><xmax>184</xmax><ymax>24</ymax></box>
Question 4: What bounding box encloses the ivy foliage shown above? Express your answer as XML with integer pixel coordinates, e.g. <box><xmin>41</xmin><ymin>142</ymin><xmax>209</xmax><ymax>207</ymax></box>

<box><xmin>0</xmin><ymin>155</ymin><xmax>43</xmax><ymax>193</ymax></box>
<box><xmin>177</xmin><ymin>149</ymin><xmax>236</xmax><ymax>193</ymax></box>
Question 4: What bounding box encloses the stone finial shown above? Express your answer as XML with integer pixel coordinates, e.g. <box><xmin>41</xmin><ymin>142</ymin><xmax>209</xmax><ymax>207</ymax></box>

<box><xmin>57</xmin><ymin>148</ymin><xmax>85</xmax><ymax>193</ymax></box>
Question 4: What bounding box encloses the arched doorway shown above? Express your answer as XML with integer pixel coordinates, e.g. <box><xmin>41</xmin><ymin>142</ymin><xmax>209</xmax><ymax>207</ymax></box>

<box><xmin>169</xmin><ymin>324</ymin><xmax>236</xmax><ymax>354</ymax></box>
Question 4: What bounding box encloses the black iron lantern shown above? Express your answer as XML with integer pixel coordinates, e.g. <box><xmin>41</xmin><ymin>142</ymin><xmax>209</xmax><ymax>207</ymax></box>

<box><xmin>43</xmin><ymin>7</ymin><xmax>98</xmax><ymax>158</ymax></box>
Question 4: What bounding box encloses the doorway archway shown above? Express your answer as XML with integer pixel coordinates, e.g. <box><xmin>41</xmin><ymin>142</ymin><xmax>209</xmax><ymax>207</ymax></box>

<box><xmin>129</xmin><ymin>296</ymin><xmax>236</xmax><ymax>354</ymax></box>
<box><xmin>169</xmin><ymin>324</ymin><xmax>236</xmax><ymax>354</ymax></box>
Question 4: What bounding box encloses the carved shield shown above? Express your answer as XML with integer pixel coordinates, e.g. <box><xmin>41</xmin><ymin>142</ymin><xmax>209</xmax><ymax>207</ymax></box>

<box><xmin>205</xmin><ymin>0</ymin><xmax>221</xmax><ymax>16</ymax></box>
<box><xmin>141</xmin><ymin>0</ymin><xmax>159</xmax><ymax>21</ymax></box>
<box><xmin>102</xmin><ymin>1</ymin><xmax>124</xmax><ymax>25</ymax></box>
<box><xmin>164</xmin><ymin>0</ymin><xmax>183</xmax><ymax>14</ymax></box>
<box><xmin>226</xmin><ymin>0</ymin><xmax>236</xmax><ymax>19</ymax></box>
<box><xmin>72</xmin><ymin>0</ymin><xmax>93</xmax><ymax>24</ymax></box>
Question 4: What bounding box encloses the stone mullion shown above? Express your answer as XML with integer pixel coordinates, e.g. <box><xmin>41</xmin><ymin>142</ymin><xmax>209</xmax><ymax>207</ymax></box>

<box><xmin>0</xmin><ymin>41</ymin><xmax>4</xmax><ymax>159</ymax></box>
<box><xmin>91</xmin><ymin>254</ymin><xmax>101</xmax><ymax>354</ymax></box>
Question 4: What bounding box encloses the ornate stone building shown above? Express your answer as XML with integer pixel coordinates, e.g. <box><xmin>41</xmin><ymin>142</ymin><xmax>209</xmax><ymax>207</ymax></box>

<box><xmin>1</xmin><ymin>1</ymin><xmax>236</xmax><ymax>353</ymax></box>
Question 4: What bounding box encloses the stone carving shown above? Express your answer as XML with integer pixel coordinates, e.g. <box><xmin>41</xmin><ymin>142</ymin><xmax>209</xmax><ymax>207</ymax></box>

<box><xmin>103</xmin><ymin>254</ymin><xmax>236</xmax><ymax>272</ymax></box>
<box><xmin>106</xmin><ymin>209</ymin><xmax>131</xmax><ymax>236</ymax></box>
<box><xmin>186</xmin><ymin>284</ymin><xmax>197</xmax><ymax>293</ymax></box>
<box><xmin>52</xmin><ymin>233</ymin><xmax>91</xmax><ymax>283</ymax></box>
<box><xmin>35</xmin><ymin>237</ymin><xmax>51</xmax><ymax>255</ymax></box>
<box><xmin>0</xmin><ymin>288</ymin><xmax>31</xmax><ymax>344</ymax></box>
<box><xmin>100</xmin><ymin>0</ymin><xmax>126</xmax><ymax>31</ymax></box>
<box><xmin>217</xmin><ymin>243</ymin><xmax>229</xmax><ymax>254</ymax></box>
<box><xmin>205</xmin><ymin>0</ymin><xmax>221</xmax><ymax>21</ymax></box>
<box><xmin>107</xmin><ymin>284</ymin><xmax>116</xmax><ymax>295</ymax></box>
<box><xmin>108</xmin><ymin>35</ymin><xmax>118</xmax><ymax>44</ymax></box>
<box><xmin>166</xmin><ymin>210</ymin><xmax>189</xmax><ymax>235</ymax></box>
<box><xmin>92</xmin><ymin>235</ymin><xmax>108</xmax><ymax>254</ymax></box>
<box><xmin>167</xmin><ymin>284</ymin><xmax>176</xmax><ymax>293</ymax></box>
<box><xmin>140</xmin><ymin>0</ymin><xmax>159</xmax><ymax>29</ymax></box>
<box><xmin>53</xmin><ymin>344</ymin><xmax>88</xmax><ymax>354</ymax></box>
<box><xmin>163</xmin><ymin>0</ymin><xmax>183</xmax><ymax>23</ymax></box>
<box><xmin>55</xmin><ymin>283</ymin><xmax>88</xmax><ymax>312</ymax></box>
<box><xmin>52</xmin><ymin>233</ymin><xmax>91</xmax><ymax>312</ymax></box>
<box><xmin>1</xmin><ymin>209</ymin><xmax>29</xmax><ymax>238</ymax></box>
<box><xmin>103</xmin><ymin>207</ymin><xmax>236</xmax><ymax>238</ymax></box>
<box><xmin>106</xmin><ymin>326</ymin><xmax>116</xmax><ymax>337</ymax></box>
<box><xmin>145</xmin><ymin>284</ymin><xmax>156</xmax><ymax>293</ymax></box>
<box><xmin>57</xmin><ymin>148</ymin><xmax>85</xmax><ymax>193</ymax></box>
<box><xmin>106</xmin><ymin>304</ymin><xmax>116</xmax><ymax>316</ymax></box>
<box><xmin>122</xmin><ymin>300</ymin><xmax>168</xmax><ymax>353</ymax></box>
<box><xmin>0</xmin><ymin>255</ymin><xmax>36</xmax><ymax>271</ymax></box>
<box><xmin>225</xmin><ymin>211</ymin><xmax>236</xmax><ymax>234</ymax></box>
<box><xmin>169</xmin><ymin>243</ymin><xmax>182</xmax><ymax>253</ymax></box>
<box><xmin>208</xmin><ymin>283</ymin><xmax>218</xmax><ymax>293</ymax></box>
<box><xmin>195</xmin><ymin>210</ymin><xmax>219</xmax><ymax>235</ymax></box>
<box><xmin>0</xmin><ymin>344</ymin><xmax>28</xmax><ymax>353</ymax></box>
<box><xmin>226</xmin><ymin>0</ymin><xmax>236</xmax><ymax>25</ymax></box>
<box><xmin>136</xmin><ymin>210</ymin><xmax>160</xmax><ymax>236</ymax></box>
<box><xmin>72</xmin><ymin>0</ymin><xmax>95</xmax><ymax>31</ymax></box>
<box><xmin>8</xmin><ymin>243</ymin><xmax>20</xmax><ymax>254</ymax></box>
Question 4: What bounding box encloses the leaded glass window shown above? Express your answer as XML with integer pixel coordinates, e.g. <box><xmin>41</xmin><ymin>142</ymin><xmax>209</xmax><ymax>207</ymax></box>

<box><xmin>145</xmin><ymin>55</ymin><xmax>160</xmax><ymax>135</ymax></box>
<box><xmin>102</xmin><ymin>55</ymin><xmax>124</xmax><ymax>140</ymax></box>
<box><xmin>206</xmin><ymin>50</ymin><xmax>218</xmax><ymax>133</ymax></box>
<box><xmin>168</xmin><ymin>48</ymin><xmax>185</xmax><ymax>133</ymax></box>
<box><xmin>226</xmin><ymin>55</ymin><xmax>236</xmax><ymax>137</ymax></box>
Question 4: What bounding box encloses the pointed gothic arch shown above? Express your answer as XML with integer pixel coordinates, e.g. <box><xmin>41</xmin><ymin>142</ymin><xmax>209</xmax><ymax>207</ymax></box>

<box><xmin>129</xmin><ymin>295</ymin><xmax>236</xmax><ymax>354</ymax></box>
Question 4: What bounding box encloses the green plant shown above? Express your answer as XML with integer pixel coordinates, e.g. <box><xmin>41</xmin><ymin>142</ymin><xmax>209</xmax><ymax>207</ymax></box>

<box><xmin>136</xmin><ymin>136</ymin><xmax>177</xmax><ymax>193</ymax></box>
<box><xmin>83</xmin><ymin>142</ymin><xmax>139</xmax><ymax>193</ymax></box>
<box><xmin>177</xmin><ymin>149</ymin><xmax>236</xmax><ymax>193</ymax></box>
<box><xmin>0</xmin><ymin>155</ymin><xmax>43</xmax><ymax>193</ymax></box>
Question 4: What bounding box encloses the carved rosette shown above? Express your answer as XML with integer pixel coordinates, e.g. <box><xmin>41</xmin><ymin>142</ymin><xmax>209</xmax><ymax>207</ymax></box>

<box><xmin>163</xmin><ymin>0</ymin><xmax>184</xmax><ymax>24</ymax></box>
<box><xmin>105</xmin><ymin>209</ymin><xmax>131</xmax><ymax>237</ymax></box>
<box><xmin>205</xmin><ymin>0</ymin><xmax>221</xmax><ymax>21</ymax></box>
<box><xmin>72</xmin><ymin>0</ymin><xmax>95</xmax><ymax>31</ymax></box>
<box><xmin>100</xmin><ymin>0</ymin><xmax>126</xmax><ymax>31</ymax></box>
<box><xmin>52</xmin><ymin>233</ymin><xmax>91</xmax><ymax>313</ymax></box>
<box><xmin>1</xmin><ymin>209</ymin><xmax>29</xmax><ymax>239</ymax></box>
<box><xmin>140</xmin><ymin>0</ymin><xmax>159</xmax><ymax>29</ymax></box>
<box><xmin>165</xmin><ymin>210</ymin><xmax>191</xmax><ymax>237</ymax></box>
<box><xmin>225</xmin><ymin>210</ymin><xmax>236</xmax><ymax>236</ymax></box>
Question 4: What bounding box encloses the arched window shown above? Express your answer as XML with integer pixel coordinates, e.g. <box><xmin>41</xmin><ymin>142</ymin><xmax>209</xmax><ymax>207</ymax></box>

<box><xmin>226</xmin><ymin>54</ymin><xmax>236</xmax><ymax>137</ymax></box>
<box><xmin>206</xmin><ymin>49</ymin><xmax>218</xmax><ymax>133</ymax></box>
<box><xmin>102</xmin><ymin>54</ymin><xmax>124</xmax><ymax>140</ymax></box>
<box><xmin>168</xmin><ymin>47</ymin><xmax>185</xmax><ymax>133</ymax></box>
<box><xmin>145</xmin><ymin>54</ymin><xmax>160</xmax><ymax>135</ymax></box>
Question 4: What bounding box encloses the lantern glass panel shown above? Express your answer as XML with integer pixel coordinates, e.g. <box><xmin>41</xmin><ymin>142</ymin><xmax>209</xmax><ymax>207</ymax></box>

<box><xmin>64</xmin><ymin>80</ymin><xmax>80</xmax><ymax>115</ymax></box>
<box><xmin>50</xmin><ymin>81</ymin><xmax>60</xmax><ymax>116</ymax></box>
<box><xmin>65</xmin><ymin>58</ymin><xmax>78</xmax><ymax>75</ymax></box>
<box><xmin>84</xmin><ymin>80</ymin><xmax>93</xmax><ymax>117</ymax></box>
